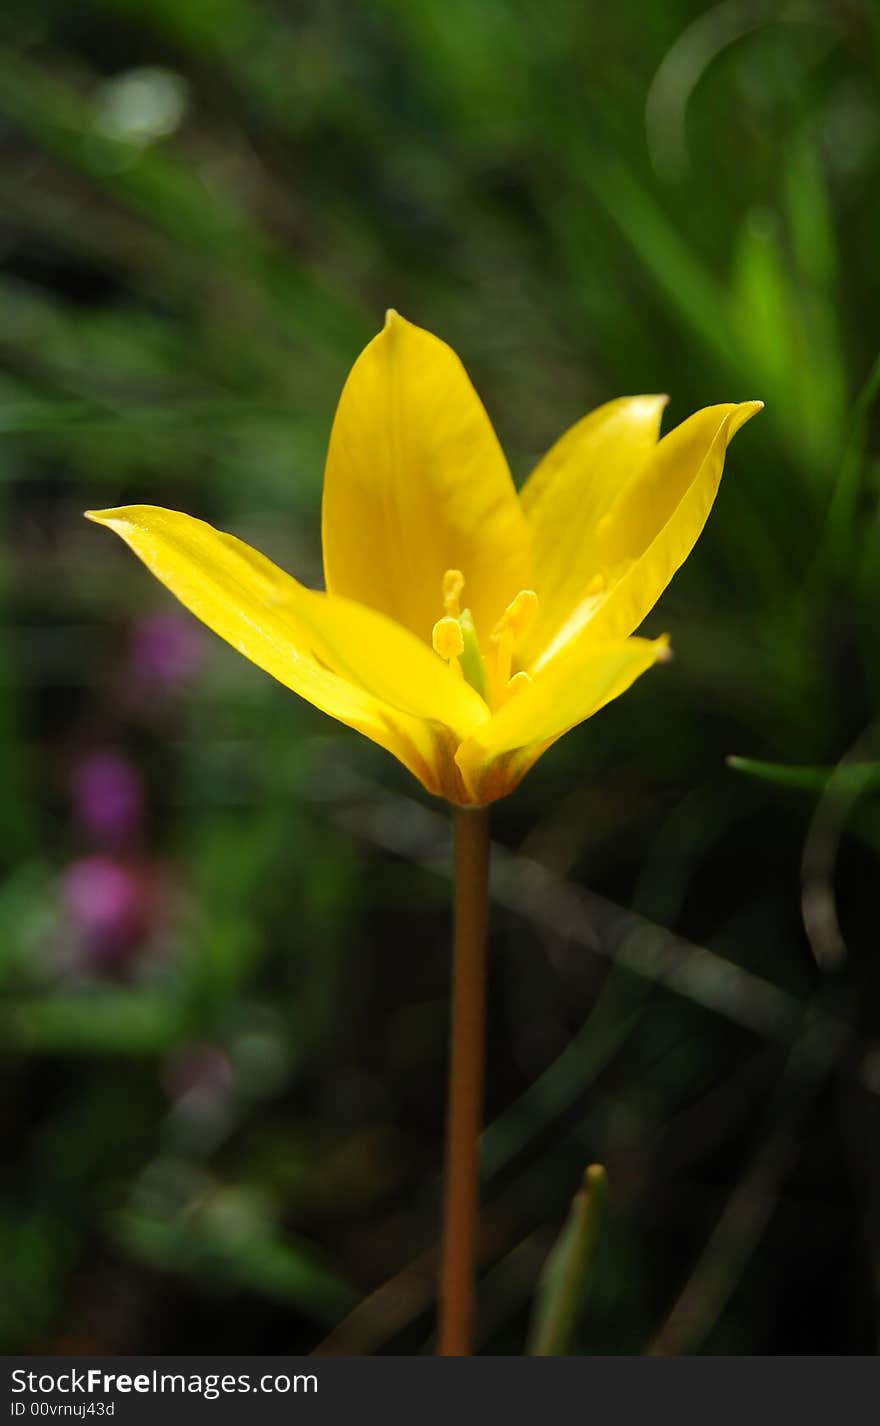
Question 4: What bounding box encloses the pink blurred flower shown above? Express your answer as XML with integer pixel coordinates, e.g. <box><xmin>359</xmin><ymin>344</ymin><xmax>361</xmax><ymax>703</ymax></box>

<box><xmin>130</xmin><ymin>610</ymin><xmax>202</xmax><ymax>686</ymax></box>
<box><xmin>61</xmin><ymin>854</ymin><xmax>156</xmax><ymax>973</ymax></box>
<box><xmin>70</xmin><ymin>751</ymin><xmax>144</xmax><ymax>846</ymax></box>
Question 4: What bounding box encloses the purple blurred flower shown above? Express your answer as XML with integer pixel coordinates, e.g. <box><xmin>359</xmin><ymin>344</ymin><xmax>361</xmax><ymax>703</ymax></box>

<box><xmin>70</xmin><ymin>751</ymin><xmax>144</xmax><ymax>846</ymax></box>
<box><xmin>61</xmin><ymin>854</ymin><xmax>154</xmax><ymax>972</ymax></box>
<box><xmin>131</xmin><ymin>610</ymin><xmax>202</xmax><ymax>686</ymax></box>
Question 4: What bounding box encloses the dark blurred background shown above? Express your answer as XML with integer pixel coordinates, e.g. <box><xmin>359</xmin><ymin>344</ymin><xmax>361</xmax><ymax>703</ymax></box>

<box><xmin>2</xmin><ymin>0</ymin><xmax>880</xmax><ymax>1355</ymax></box>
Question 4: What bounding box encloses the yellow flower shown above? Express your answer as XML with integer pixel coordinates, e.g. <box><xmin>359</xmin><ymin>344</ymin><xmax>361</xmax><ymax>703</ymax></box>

<box><xmin>86</xmin><ymin>312</ymin><xmax>761</xmax><ymax>805</ymax></box>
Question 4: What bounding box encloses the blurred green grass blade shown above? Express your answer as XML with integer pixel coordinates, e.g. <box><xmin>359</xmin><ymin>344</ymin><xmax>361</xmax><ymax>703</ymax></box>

<box><xmin>782</xmin><ymin>135</ymin><xmax>846</xmax><ymax>475</ymax></box>
<box><xmin>0</xmin><ymin>49</ymin><xmax>362</xmax><ymax>349</ymax></box>
<box><xmin>0</xmin><ymin>50</ymin><xmax>245</xmax><ymax>254</ymax></box>
<box><xmin>528</xmin><ymin>1164</ymin><xmax>607</xmax><ymax>1356</ymax></box>
<box><xmin>731</xmin><ymin>210</ymin><xmax>797</xmax><ymax>425</ymax></box>
<box><xmin>0</xmin><ymin>400</ymin><xmax>110</xmax><ymax>434</ymax></box>
<box><xmin>823</xmin><ymin>350</ymin><xmax>880</xmax><ymax>566</ymax></box>
<box><xmin>731</xmin><ymin>153</ymin><xmax>845</xmax><ymax>486</ymax></box>
<box><xmin>384</xmin><ymin>0</ymin><xmax>733</xmax><ymax>374</ymax></box>
<box><xmin>116</xmin><ymin>1192</ymin><xmax>357</xmax><ymax>1323</ymax></box>
<box><xmin>785</xmin><ymin>131</ymin><xmax>837</xmax><ymax>293</ymax></box>
<box><xmin>571</xmin><ymin>150</ymin><xmax>734</xmax><ymax>373</ymax></box>
<box><xmin>3</xmin><ymin>991</ymin><xmax>185</xmax><ymax>1053</ymax></box>
<box><xmin>644</xmin><ymin>4</ymin><xmax>771</xmax><ymax>184</ymax></box>
<box><xmin>726</xmin><ymin>755</ymin><xmax>880</xmax><ymax>794</ymax></box>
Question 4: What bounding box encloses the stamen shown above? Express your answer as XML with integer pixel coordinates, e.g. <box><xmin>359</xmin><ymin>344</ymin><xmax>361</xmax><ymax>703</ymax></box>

<box><xmin>585</xmin><ymin>572</ymin><xmax>606</xmax><ymax>597</ymax></box>
<box><xmin>491</xmin><ymin>589</ymin><xmax>539</xmax><ymax>692</ymax></box>
<box><xmin>432</xmin><ymin>616</ymin><xmax>465</xmax><ymax>662</ymax></box>
<box><xmin>433</xmin><ymin>576</ymin><xmax>487</xmax><ymax>699</ymax></box>
<box><xmin>442</xmin><ymin>569</ymin><xmax>464</xmax><ymax>618</ymax></box>
<box><xmin>495</xmin><ymin>588</ymin><xmax>539</xmax><ymax>642</ymax></box>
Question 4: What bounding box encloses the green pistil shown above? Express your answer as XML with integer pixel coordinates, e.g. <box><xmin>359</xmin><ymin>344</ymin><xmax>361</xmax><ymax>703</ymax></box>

<box><xmin>457</xmin><ymin>609</ymin><xmax>487</xmax><ymax>700</ymax></box>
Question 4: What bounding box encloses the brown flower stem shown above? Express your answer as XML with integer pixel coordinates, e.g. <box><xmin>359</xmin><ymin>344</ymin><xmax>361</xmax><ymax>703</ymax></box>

<box><xmin>437</xmin><ymin>803</ymin><xmax>491</xmax><ymax>1356</ymax></box>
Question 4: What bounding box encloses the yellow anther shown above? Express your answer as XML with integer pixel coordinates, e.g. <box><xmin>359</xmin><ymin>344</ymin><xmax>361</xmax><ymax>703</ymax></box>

<box><xmin>585</xmin><ymin>571</ymin><xmax>606</xmax><ymax>597</ymax></box>
<box><xmin>490</xmin><ymin>589</ymin><xmax>539</xmax><ymax>696</ymax></box>
<box><xmin>493</xmin><ymin>588</ymin><xmax>539</xmax><ymax>644</ymax></box>
<box><xmin>432</xmin><ymin>616</ymin><xmax>465</xmax><ymax>662</ymax></box>
<box><xmin>442</xmin><ymin>569</ymin><xmax>465</xmax><ymax>618</ymax></box>
<box><xmin>434</xmin><ymin>575</ymin><xmax>486</xmax><ymax>698</ymax></box>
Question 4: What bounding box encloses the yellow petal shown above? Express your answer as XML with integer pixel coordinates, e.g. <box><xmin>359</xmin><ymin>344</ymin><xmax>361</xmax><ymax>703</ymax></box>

<box><xmin>520</xmin><ymin>395</ymin><xmax>668</xmax><ymax>661</ymax></box>
<box><xmin>531</xmin><ymin>401</ymin><xmax>762</xmax><ymax>669</ymax></box>
<box><xmin>321</xmin><ymin>311</ymin><xmax>531</xmax><ymax>646</ymax></box>
<box><xmin>85</xmin><ymin>505</ymin><xmax>489</xmax><ymax>797</ymax></box>
<box><xmin>456</xmin><ymin>634</ymin><xmax>667</xmax><ymax>804</ymax></box>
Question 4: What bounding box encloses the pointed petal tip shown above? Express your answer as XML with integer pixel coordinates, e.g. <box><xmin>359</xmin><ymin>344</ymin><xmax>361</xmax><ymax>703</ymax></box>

<box><xmin>84</xmin><ymin>506</ymin><xmax>129</xmax><ymax>530</ymax></box>
<box><xmin>729</xmin><ymin>399</ymin><xmax>764</xmax><ymax>435</ymax></box>
<box><xmin>649</xmin><ymin>393</ymin><xmax>670</xmax><ymax>428</ymax></box>
<box><xmin>633</xmin><ymin>393</ymin><xmax>670</xmax><ymax>419</ymax></box>
<box><xmin>708</xmin><ymin>399</ymin><xmax>763</xmax><ymax>448</ymax></box>
<box><xmin>380</xmin><ymin>308</ymin><xmax>415</xmax><ymax>346</ymax></box>
<box><xmin>622</xmin><ymin>393</ymin><xmax>669</xmax><ymax>416</ymax></box>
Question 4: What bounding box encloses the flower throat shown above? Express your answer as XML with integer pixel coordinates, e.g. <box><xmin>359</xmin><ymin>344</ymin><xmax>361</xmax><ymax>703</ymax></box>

<box><xmin>432</xmin><ymin>569</ymin><xmax>538</xmax><ymax>711</ymax></box>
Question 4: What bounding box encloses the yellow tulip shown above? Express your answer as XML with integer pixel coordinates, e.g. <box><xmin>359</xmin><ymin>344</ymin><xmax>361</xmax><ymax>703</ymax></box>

<box><xmin>86</xmin><ymin>312</ymin><xmax>761</xmax><ymax>805</ymax></box>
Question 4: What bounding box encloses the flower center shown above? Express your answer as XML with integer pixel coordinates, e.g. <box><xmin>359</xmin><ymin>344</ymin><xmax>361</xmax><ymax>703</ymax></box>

<box><xmin>431</xmin><ymin>570</ymin><xmax>538</xmax><ymax>709</ymax></box>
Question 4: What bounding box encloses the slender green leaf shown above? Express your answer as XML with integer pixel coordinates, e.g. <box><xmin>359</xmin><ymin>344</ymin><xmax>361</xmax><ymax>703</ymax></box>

<box><xmin>528</xmin><ymin>1164</ymin><xmax>608</xmax><ymax>1356</ymax></box>
<box><xmin>726</xmin><ymin>755</ymin><xmax>880</xmax><ymax>794</ymax></box>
